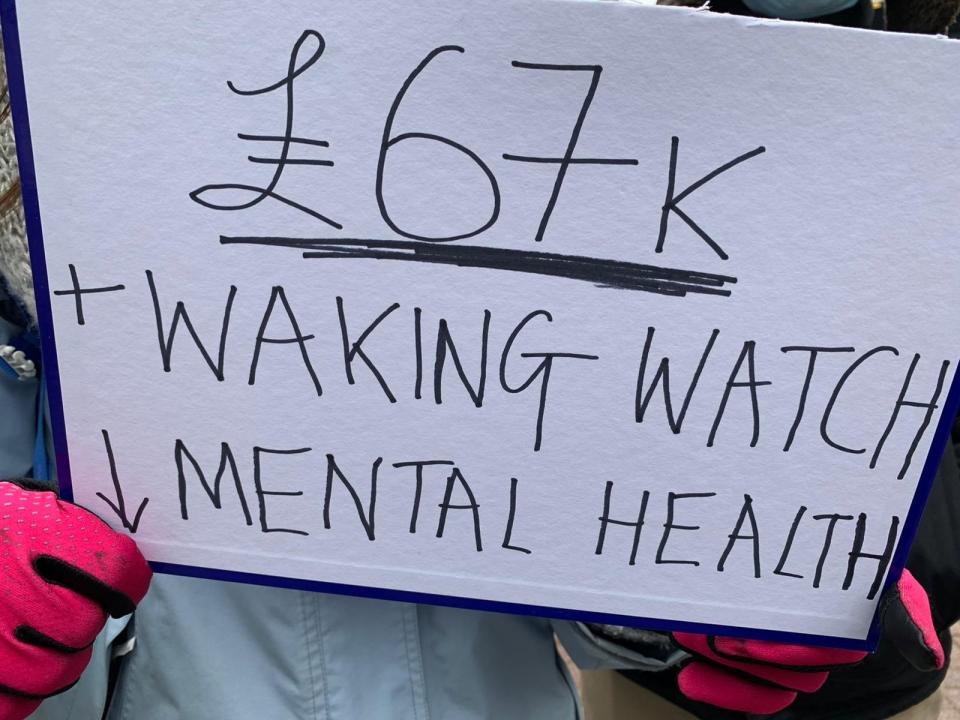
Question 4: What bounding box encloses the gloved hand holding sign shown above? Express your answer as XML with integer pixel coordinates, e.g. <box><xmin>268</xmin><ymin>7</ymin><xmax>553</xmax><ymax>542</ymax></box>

<box><xmin>0</xmin><ymin>481</ymin><xmax>151</xmax><ymax>720</ymax></box>
<box><xmin>674</xmin><ymin>570</ymin><xmax>943</xmax><ymax>714</ymax></box>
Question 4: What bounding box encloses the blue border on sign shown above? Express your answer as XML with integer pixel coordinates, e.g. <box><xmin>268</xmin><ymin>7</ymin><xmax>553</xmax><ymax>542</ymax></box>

<box><xmin>149</xmin><ymin>559</ymin><xmax>877</xmax><ymax>650</ymax></box>
<box><xmin>3</xmin><ymin>0</ymin><xmax>959</xmax><ymax>653</ymax></box>
<box><xmin>0</xmin><ymin>0</ymin><xmax>74</xmax><ymax>500</ymax></box>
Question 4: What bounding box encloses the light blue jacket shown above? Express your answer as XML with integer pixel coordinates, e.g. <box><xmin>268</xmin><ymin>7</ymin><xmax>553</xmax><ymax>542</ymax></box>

<box><xmin>0</xmin><ymin>305</ymin><xmax>680</xmax><ymax>720</ymax></box>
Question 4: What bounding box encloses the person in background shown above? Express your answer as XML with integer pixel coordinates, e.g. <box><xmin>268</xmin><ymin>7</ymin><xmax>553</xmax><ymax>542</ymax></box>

<box><xmin>659</xmin><ymin>0</ymin><xmax>960</xmax><ymax>32</ymax></box>
<box><xmin>0</xmin><ymin>1</ymin><xmax>958</xmax><ymax>718</ymax></box>
<box><xmin>711</xmin><ymin>0</ymin><xmax>881</xmax><ymax>26</ymax></box>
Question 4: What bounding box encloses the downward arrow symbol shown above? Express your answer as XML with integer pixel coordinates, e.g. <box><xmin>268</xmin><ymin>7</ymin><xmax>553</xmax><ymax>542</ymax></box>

<box><xmin>96</xmin><ymin>429</ymin><xmax>149</xmax><ymax>533</ymax></box>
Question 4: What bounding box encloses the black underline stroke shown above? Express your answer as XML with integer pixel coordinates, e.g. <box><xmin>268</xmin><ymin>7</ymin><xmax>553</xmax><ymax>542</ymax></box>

<box><xmin>220</xmin><ymin>236</ymin><xmax>737</xmax><ymax>297</ymax></box>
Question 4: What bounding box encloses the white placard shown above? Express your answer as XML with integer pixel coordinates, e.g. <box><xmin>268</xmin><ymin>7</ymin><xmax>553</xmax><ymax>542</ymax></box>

<box><xmin>7</xmin><ymin>0</ymin><xmax>960</xmax><ymax>646</ymax></box>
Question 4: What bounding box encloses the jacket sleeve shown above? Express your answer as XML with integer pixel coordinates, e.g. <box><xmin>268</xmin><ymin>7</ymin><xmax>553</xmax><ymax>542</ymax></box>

<box><xmin>906</xmin><ymin>416</ymin><xmax>960</xmax><ymax>632</ymax></box>
<box><xmin>552</xmin><ymin>620</ymin><xmax>687</xmax><ymax>671</ymax></box>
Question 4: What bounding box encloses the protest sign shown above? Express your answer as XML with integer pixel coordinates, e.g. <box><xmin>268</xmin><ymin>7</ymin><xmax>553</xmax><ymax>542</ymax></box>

<box><xmin>4</xmin><ymin>0</ymin><xmax>960</xmax><ymax>649</ymax></box>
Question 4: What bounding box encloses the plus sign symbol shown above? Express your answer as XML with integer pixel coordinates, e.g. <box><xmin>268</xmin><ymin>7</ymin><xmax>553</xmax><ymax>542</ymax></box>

<box><xmin>52</xmin><ymin>264</ymin><xmax>126</xmax><ymax>326</ymax></box>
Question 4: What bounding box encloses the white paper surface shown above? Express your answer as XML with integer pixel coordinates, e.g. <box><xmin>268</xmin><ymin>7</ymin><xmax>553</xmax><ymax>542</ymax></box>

<box><xmin>11</xmin><ymin>0</ymin><xmax>960</xmax><ymax>644</ymax></box>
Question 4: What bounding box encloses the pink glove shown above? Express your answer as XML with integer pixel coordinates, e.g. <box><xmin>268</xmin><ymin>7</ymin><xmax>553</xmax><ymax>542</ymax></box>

<box><xmin>0</xmin><ymin>481</ymin><xmax>152</xmax><ymax>720</ymax></box>
<box><xmin>674</xmin><ymin>569</ymin><xmax>944</xmax><ymax>715</ymax></box>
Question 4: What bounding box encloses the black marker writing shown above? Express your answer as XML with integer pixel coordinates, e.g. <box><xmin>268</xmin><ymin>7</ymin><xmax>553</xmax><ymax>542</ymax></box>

<box><xmin>249</xmin><ymin>286</ymin><xmax>322</xmax><ymax>396</ymax></box>
<box><xmin>657</xmin><ymin>137</ymin><xmax>766</xmax><ymax>260</ymax></box>
<box><xmin>175</xmin><ymin>439</ymin><xmax>252</xmax><ymax>526</ymax></box>
<box><xmin>504</xmin><ymin>62</ymin><xmax>638</xmax><ymax>243</ymax></box>
<box><xmin>812</xmin><ymin>513</ymin><xmax>854</xmax><ymax>588</ymax></box>
<box><xmin>636</xmin><ymin>327</ymin><xmax>719</xmax><ymax>433</ymax></box>
<box><xmin>96</xmin><ymin>429</ymin><xmax>149</xmax><ymax>534</ymax></box>
<box><xmin>717</xmin><ymin>494</ymin><xmax>761</xmax><ymax>578</ymax></box>
<box><xmin>337</xmin><ymin>297</ymin><xmax>400</xmax><ymax>403</ymax></box>
<box><xmin>223</xmin><ymin>236</ymin><xmax>738</xmax><ymax>297</ymax></box>
<box><xmin>393</xmin><ymin>460</ymin><xmax>455</xmax><ymax>533</ymax></box>
<box><xmin>843</xmin><ymin>513</ymin><xmax>899</xmax><ymax>600</ymax></box>
<box><xmin>501</xmin><ymin>477</ymin><xmax>531</xmax><ymax>554</ymax></box>
<box><xmin>435</xmin><ymin>310</ymin><xmax>491</xmax><ymax>408</ymax></box>
<box><xmin>773</xmin><ymin>505</ymin><xmax>808</xmax><ymax>579</ymax></box>
<box><xmin>53</xmin><ymin>264</ymin><xmax>125</xmax><ymax>326</ymax></box>
<box><xmin>146</xmin><ymin>270</ymin><xmax>236</xmax><ymax>382</ymax></box>
<box><xmin>190</xmin><ymin>30</ymin><xmax>341</xmax><ymax>226</ymax></box>
<box><xmin>437</xmin><ymin>467</ymin><xmax>483</xmax><ymax>551</ymax></box>
<box><xmin>821</xmin><ymin>346</ymin><xmax>899</xmax><ymax>454</ymax></box>
<box><xmin>252</xmin><ymin>446</ymin><xmax>311</xmax><ymax>536</ymax></box>
<box><xmin>595</xmin><ymin>481</ymin><xmax>650</xmax><ymax>566</ymax></box>
<box><xmin>324</xmin><ymin>454</ymin><xmax>380</xmax><ymax>541</ymax></box>
<box><xmin>871</xmin><ymin>355</ymin><xmax>951</xmax><ymax>479</ymax></box>
<box><xmin>499</xmin><ymin>310</ymin><xmax>598</xmax><ymax>451</ymax></box>
<box><xmin>656</xmin><ymin>492</ymin><xmax>717</xmax><ymax>567</ymax></box>
<box><xmin>780</xmin><ymin>346</ymin><xmax>855</xmax><ymax>452</ymax></box>
<box><xmin>708</xmin><ymin>341</ymin><xmax>771</xmax><ymax>448</ymax></box>
<box><xmin>377</xmin><ymin>46</ymin><xmax>499</xmax><ymax>242</ymax></box>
